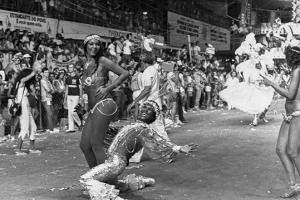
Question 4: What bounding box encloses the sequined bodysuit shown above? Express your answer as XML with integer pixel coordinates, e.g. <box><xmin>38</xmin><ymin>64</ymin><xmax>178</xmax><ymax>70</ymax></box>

<box><xmin>82</xmin><ymin>62</ymin><xmax>112</xmax><ymax>109</ymax></box>
<box><xmin>81</xmin><ymin>122</ymin><xmax>179</xmax><ymax>182</ymax></box>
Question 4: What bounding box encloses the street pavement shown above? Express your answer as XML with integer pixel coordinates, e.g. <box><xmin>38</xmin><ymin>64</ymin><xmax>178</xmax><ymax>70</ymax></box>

<box><xmin>0</xmin><ymin>99</ymin><xmax>297</xmax><ymax>200</ymax></box>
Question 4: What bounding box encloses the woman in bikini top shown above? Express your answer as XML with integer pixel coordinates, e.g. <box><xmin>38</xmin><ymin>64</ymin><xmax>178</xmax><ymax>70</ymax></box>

<box><xmin>80</xmin><ymin>34</ymin><xmax>129</xmax><ymax>169</ymax></box>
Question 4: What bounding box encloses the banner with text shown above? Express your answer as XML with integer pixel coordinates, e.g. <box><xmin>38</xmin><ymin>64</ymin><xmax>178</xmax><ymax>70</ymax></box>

<box><xmin>58</xmin><ymin>20</ymin><xmax>134</xmax><ymax>41</ymax></box>
<box><xmin>0</xmin><ymin>9</ymin><xmax>58</xmax><ymax>37</ymax></box>
<box><xmin>168</xmin><ymin>11</ymin><xmax>230</xmax><ymax>51</ymax></box>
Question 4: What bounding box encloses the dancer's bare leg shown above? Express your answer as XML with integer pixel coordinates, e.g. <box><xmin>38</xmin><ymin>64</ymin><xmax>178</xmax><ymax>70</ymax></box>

<box><xmin>287</xmin><ymin>117</ymin><xmax>300</xmax><ymax>176</ymax></box>
<box><xmin>276</xmin><ymin>121</ymin><xmax>296</xmax><ymax>185</ymax></box>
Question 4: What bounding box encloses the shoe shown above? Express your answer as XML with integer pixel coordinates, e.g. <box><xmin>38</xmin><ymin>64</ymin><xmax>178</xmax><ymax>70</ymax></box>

<box><xmin>15</xmin><ymin>151</ymin><xmax>27</xmax><ymax>156</ymax></box>
<box><xmin>66</xmin><ymin>129</ymin><xmax>76</xmax><ymax>133</ymax></box>
<box><xmin>29</xmin><ymin>149</ymin><xmax>42</xmax><ymax>154</ymax></box>
<box><xmin>262</xmin><ymin>118</ymin><xmax>269</xmax><ymax>123</ymax></box>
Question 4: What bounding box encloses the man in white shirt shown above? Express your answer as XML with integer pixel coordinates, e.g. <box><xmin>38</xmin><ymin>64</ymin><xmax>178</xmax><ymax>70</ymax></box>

<box><xmin>122</xmin><ymin>34</ymin><xmax>134</xmax><ymax>64</ymax></box>
<box><xmin>142</xmin><ymin>33</ymin><xmax>155</xmax><ymax>53</ymax></box>
<box><xmin>128</xmin><ymin>54</ymin><xmax>169</xmax><ymax>140</ymax></box>
<box><xmin>115</xmin><ymin>36</ymin><xmax>124</xmax><ymax>63</ymax></box>
<box><xmin>205</xmin><ymin>43</ymin><xmax>215</xmax><ymax>59</ymax></box>
<box><xmin>107</xmin><ymin>38</ymin><xmax>117</xmax><ymax>62</ymax></box>
<box><xmin>193</xmin><ymin>41</ymin><xmax>202</xmax><ymax>62</ymax></box>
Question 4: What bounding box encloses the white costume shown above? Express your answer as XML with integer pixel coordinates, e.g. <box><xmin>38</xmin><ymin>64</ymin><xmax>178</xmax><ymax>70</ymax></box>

<box><xmin>220</xmin><ymin>33</ymin><xmax>274</xmax><ymax>115</ymax></box>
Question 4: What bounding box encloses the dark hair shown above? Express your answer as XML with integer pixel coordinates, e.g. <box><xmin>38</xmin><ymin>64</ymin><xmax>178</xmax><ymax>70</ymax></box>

<box><xmin>134</xmin><ymin>63</ymin><xmax>142</xmax><ymax>71</ymax></box>
<box><xmin>36</xmin><ymin>52</ymin><xmax>45</xmax><ymax>61</ymax></box>
<box><xmin>6</xmin><ymin>71</ymin><xmax>15</xmax><ymax>81</ymax></box>
<box><xmin>285</xmin><ymin>46</ymin><xmax>300</xmax><ymax>68</ymax></box>
<box><xmin>83</xmin><ymin>34</ymin><xmax>104</xmax><ymax>60</ymax></box>
<box><xmin>42</xmin><ymin>67</ymin><xmax>49</xmax><ymax>73</ymax></box>
<box><xmin>140</xmin><ymin>53</ymin><xmax>154</xmax><ymax>65</ymax></box>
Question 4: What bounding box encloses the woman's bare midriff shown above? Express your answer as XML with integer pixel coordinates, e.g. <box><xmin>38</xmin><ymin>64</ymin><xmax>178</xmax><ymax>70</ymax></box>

<box><xmin>285</xmin><ymin>100</ymin><xmax>300</xmax><ymax>115</ymax></box>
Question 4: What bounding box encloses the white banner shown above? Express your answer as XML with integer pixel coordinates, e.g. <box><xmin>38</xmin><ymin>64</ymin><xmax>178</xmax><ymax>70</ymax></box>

<box><xmin>168</xmin><ymin>11</ymin><xmax>230</xmax><ymax>51</ymax></box>
<box><xmin>0</xmin><ymin>9</ymin><xmax>58</xmax><ymax>37</ymax></box>
<box><xmin>58</xmin><ymin>20</ymin><xmax>134</xmax><ymax>40</ymax></box>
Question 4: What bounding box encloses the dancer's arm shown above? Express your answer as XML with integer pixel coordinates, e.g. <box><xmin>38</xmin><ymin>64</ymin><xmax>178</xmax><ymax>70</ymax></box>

<box><xmin>139</xmin><ymin>128</ymin><xmax>194</xmax><ymax>159</ymax></box>
<box><xmin>261</xmin><ymin>67</ymin><xmax>300</xmax><ymax>100</ymax></box>
<box><xmin>96</xmin><ymin>57</ymin><xmax>129</xmax><ymax>97</ymax></box>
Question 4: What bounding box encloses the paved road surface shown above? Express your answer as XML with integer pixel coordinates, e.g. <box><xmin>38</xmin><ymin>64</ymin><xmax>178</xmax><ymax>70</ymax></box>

<box><xmin>0</xmin><ymin>99</ymin><xmax>296</xmax><ymax>200</ymax></box>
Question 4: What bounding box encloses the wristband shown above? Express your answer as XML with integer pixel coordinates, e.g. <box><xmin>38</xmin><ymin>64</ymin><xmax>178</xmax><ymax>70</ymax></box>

<box><xmin>172</xmin><ymin>145</ymin><xmax>181</xmax><ymax>153</ymax></box>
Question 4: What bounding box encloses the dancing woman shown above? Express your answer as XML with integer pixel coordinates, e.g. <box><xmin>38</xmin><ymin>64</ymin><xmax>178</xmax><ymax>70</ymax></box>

<box><xmin>261</xmin><ymin>44</ymin><xmax>300</xmax><ymax>198</ymax></box>
<box><xmin>80</xmin><ymin>34</ymin><xmax>129</xmax><ymax>168</ymax></box>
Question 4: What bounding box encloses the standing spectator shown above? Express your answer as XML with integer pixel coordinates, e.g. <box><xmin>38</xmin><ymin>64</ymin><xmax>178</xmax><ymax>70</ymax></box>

<box><xmin>107</xmin><ymin>37</ymin><xmax>117</xmax><ymax>61</ymax></box>
<box><xmin>174</xmin><ymin>65</ymin><xmax>187</xmax><ymax>123</ymax></box>
<box><xmin>179</xmin><ymin>44</ymin><xmax>188</xmax><ymax>63</ymax></box>
<box><xmin>193</xmin><ymin>67</ymin><xmax>206</xmax><ymax>111</ymax></box>
<box><xmin>14</xmin><ymin>68</ymin><xmax>40</xmax><ymax>155</ymax></box>
<box><xmin>65</xmin><ymin>64</ymin><xmax>82</xmax><ymax>132</ymax></box>
<box><xmin>0</xmin><ymin>53</ymin><xmax>5</xmax><ymax>81</ymax></box>
<box><xmin>185</xmin><ymin>70</ymin><xmax>194</xmax><ymax>111</ymax></box>
<box><xmin>22</xmin><ymin>54</ymin><xmax>32</xmax><ymax>69</ymax></box>
<box><xmin>52</xmin><ymin>72</ymin><xmax>65</xmax><ymax>128</ymax></box>
<box><xmin>40</xmin><ymin>67</ymin><xmax>57</xmax><ymax>133</ymax></box>
<box><xmin>115</xmin><ymin>36</ymin><xmax>124</xmax><ymax>64</ymax></box>
<box><xmin>122</xmin><ymin>34</ymin><xmax>133</xmax><ymax>64</ymax></box>
<box><xmin>192</xmin><ymin>41</ymin><xmax>202</xmax><ymax>62</ymax></box>
<box><xmin>142</xmin><ymin>33</ymin><xmax>155</xmax><ymax>56</ymax></box>
<box><xmin>130</xmin><ymin>63</ymin><xmax>143</xmax><ymax>121</ymax></box>
<box><xmin>205</xmin><ymin>71</ymin><xmax>213</xmax><ymax>109</ymax></box>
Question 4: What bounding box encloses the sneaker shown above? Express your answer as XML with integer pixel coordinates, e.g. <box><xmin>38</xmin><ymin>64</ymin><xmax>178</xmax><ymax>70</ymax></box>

<box><xmin>66</xmin><ymin>129</ymin><xmax>76</xmax><ymax>133</ymax></box>
<box><xmin>15</xmin><ymin>151</ymin><xmax>27</xmax><ymax>156</ymax></box>
<box><xmin>29</xmin><ymin>149</ymin><xmax>42</xmax><ymax>154</ymax></box>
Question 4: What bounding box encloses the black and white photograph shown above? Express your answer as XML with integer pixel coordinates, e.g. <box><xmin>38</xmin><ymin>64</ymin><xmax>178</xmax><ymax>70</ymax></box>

<box><xmin>0</xmin><ymin>0</ymin><xmax>300</xmax><ymax>199</ymax></box>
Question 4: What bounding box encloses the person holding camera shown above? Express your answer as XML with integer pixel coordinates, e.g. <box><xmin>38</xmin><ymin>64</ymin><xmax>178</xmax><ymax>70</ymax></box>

<box><xmin>14</xmin><ymin>64</ymin><xmax>42</xmax><ymax>155</ymax></box>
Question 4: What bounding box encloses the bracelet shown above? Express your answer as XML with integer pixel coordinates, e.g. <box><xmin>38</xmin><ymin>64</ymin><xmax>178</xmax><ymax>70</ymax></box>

<box><xmin>172</xmin><ymin>145</ymin><xmax>181</xmax><ymax>153</ymax></box>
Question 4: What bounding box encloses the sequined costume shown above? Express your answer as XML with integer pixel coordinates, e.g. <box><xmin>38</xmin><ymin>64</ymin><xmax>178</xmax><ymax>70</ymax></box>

<box><xmin>80</xmin><ymin>122</ymin><xmax>183</xmax><ymax>200</ymax></box>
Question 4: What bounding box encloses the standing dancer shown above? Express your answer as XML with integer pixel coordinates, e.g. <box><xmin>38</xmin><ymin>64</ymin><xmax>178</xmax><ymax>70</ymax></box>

<box><xmin>219</xmin><ymin>33</ymin><xmax>274</xmax><ymax>126</ymax></box>
<box><xmin>261</xmin><ymin>41</ymin><xmax>300</xmax><ymax>198</ymax></box>
<box><xmin>80</xmin><ymin>34</ymin><xmax>129</xmax><ymax>168</ymax></box>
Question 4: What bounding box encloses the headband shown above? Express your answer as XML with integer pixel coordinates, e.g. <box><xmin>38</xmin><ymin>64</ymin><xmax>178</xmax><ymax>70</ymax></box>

<box><xmin>141</xmin><ymin>100</ymin><xmax>160</xmax><ymax>117</ymax></box>
<box><xmin>83</xmin><ymin>34</ymin><xmax>102</xmax><ymax>45</ymax></box>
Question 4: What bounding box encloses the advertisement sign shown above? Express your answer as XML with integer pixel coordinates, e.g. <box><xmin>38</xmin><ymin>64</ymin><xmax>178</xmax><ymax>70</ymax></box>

<box><xmin>57</xmin><ymin>20</ymin><xmax>134</xmax><ymax>40</ymax></box>
<box><xmin>168</xmin><ymin>11</ymin><xmax>230</xmax><ymax>51</ymax></box>
<box><xmin>0</xmin><ymin>9</ymin><xmax>165</xmax><ymax>43</ymax></box>
<box><xmin>0</xmin><ymin>9</ymin><xmax>58</xmax><ymax>37</ymax></box>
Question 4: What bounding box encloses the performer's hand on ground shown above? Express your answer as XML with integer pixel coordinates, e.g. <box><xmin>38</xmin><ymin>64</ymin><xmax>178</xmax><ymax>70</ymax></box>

<box><xmin>180</xmin><ymin>144</ymin><xmax>198</xmax><ymax>154</ymax></box>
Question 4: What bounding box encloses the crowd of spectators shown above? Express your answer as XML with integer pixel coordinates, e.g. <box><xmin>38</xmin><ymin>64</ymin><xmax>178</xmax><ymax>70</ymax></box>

<box><xmin>0</xmin><ymin>28</ymin><xmax>290</xmax><ymax>145</ymax></box>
